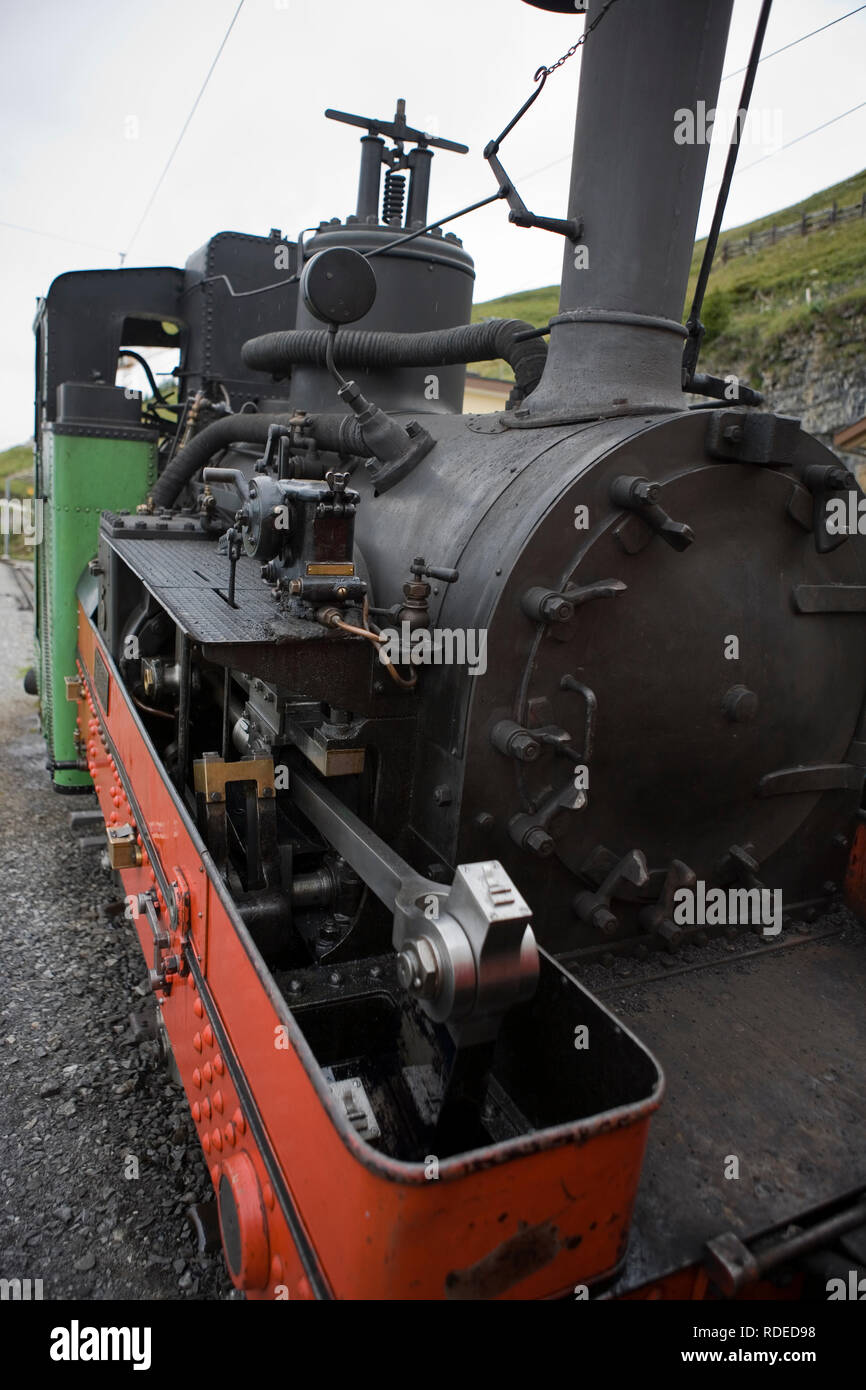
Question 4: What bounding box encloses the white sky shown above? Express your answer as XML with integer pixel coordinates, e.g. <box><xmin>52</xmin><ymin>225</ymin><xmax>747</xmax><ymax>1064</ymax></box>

<box><xmin>1</xmin><ymin>0</ymin><xmax>865</xmax><ymax>449</ymax></box>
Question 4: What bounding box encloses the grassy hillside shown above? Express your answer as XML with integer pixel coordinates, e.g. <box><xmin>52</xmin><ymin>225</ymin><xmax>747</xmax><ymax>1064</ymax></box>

<box><xmin>470</xmin><ymin>169</ymin><xmax>866</xmax><ymax>388</ymax></box>
<box><xmin>0</xmin><ymin>442</ymin><xmax>32</xmax><ymax>482</ymax></box>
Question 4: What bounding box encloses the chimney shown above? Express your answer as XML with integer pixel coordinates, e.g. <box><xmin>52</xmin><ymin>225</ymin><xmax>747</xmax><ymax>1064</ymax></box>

<box><xmin>520</xmin><ymin>0</ymin><xmax>734</xmax><ymax>421</ymax></box>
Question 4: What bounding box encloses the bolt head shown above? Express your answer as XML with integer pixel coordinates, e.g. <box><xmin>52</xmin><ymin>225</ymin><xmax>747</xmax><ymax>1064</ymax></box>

<box><xmin>512</xmin><ymin>733</ymin><xmax>540</xmax><ymax>763</ymax></box>
<box><xmin>541</xmin><ymin>596</ymin><xmax>573</xmax><ymax>623</ymax></box>
<box><xmin>592</xmin><ymin>905</ymin><xmax>618</xmax><ymax>935</ymax></box>
<box><xmin>525</xmin><ymin>827</ymin><xmax>554</xmax><ymax>857</ymax></box>
<box><xmin>396</xmin><ymin>939</ymin><xmax>440</xmax><ymax>999</ymax></box>
<box><xmin>723</xmin><ymin>684</ymin><xmax>758</xmax><ymax>723</ymax></box>
<box><xmin>395</xmin><ymin>949</ymin><xmax>415</xmax><ymax>991</ymax></box>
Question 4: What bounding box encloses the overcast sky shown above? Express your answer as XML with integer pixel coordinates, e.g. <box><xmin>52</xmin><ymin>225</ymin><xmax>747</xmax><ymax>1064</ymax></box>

<box><xmin>1</xmin><ymin>0</ymin><xmax>864</xmax><ymax>449</ymax></box>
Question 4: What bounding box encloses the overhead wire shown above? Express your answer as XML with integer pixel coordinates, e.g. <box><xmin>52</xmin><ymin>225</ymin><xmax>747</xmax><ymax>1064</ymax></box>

<box><xmin>720</xmin><ymin>3</ymin><xmax>866</xmax><ymax>81</ymax></box>
<box><xmin>3</xmin><ymin>5</ymin><xmax>863</xmax><ymax>264</ymax></box>
<box><xmin>0</xmin><ymin>219</ymin><xmax>122</xmax><ymax>257</ymax></box>
<box><xmin>122</xmin><ymin>0</ymin><xmax>246</xmax><ymax>260</ymax></box>
<box><xmin>704</xmin><ymin>101</ymin><xmax>866</xmax><ymax>187</ymax></box>
<box><xmin>518</xmin><ymin>5</ymin><xmax>866</xmax><ymax>188</ymax></box>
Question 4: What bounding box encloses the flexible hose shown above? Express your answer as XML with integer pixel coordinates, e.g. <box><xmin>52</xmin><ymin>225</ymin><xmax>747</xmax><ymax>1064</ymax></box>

<box><xmin>152</xmin><ymin>321</ymin><xmax>546</xmax><ymax>508</ymax></box>
<box><xmin>150</xmin><ymin>411</ymin><xmax>375</xmax><ymax>510</ymax></box>
<box><xmin>241</xmin><ymin>319</ymin><xmax>547</xmax><ymax>407</ymax></box>
<box><xmin>150</xmin><ymin>414</ymin><xmax>292</xmax><ymax>510</ymax></box>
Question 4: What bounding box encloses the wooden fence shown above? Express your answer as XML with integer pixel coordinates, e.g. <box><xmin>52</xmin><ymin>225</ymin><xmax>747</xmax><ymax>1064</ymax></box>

<box><xmin>719</xmin><ymin>193</ymin><xmax>866</xmax><ymax>263</ymax></box>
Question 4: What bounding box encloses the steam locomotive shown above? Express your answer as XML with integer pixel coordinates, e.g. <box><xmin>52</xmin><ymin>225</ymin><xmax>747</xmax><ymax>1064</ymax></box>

<box><xmin>29</xmin><ymin>0</ymin><xmax>866</xmax><ymax>1299</ymax></box>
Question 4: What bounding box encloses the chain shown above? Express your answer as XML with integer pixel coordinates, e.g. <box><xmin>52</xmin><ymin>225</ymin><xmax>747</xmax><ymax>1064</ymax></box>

<box><xmin>543</xmin><ymin>0</ymin><xmax>622</xmax><ymax>77</ymax></box>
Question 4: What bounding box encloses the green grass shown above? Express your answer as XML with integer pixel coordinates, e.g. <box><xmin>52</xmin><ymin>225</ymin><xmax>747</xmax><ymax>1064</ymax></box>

<box><xmin>470</xmin><ymin>168</ymin><xmax>866</xmax><ymax>383</ymax></box>
<box><xmin>0</xmin><ymin>442</ymin><xmax>33</xmax><ymax>482</ymax></box>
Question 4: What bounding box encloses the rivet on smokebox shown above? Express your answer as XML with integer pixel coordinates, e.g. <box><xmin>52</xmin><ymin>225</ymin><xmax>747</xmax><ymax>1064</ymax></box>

<box><xmin>193</xmin><ymin>1032</ymin><xmax>203</xmax><ymax>1053</ymax></box>
<box><xmin>193</xmin><ymin>997</ymin><xmax>204</xmax><ymax>1018</ymax></box>
<box><xmin>213</xmin><ymin>1054</ymin><xmax>224</xmax><ymax>1076</ymax></box>
<box><xmin>212</xmin><ymin>1130</ymin><xmax>223</xmax><ymax>1152</ymax></box>
<box><xmin>202</xmin><ymin>1133</ymin><xmax>211</xmax><ymax>1153</ymax></box>
<box><xmin>203</xmin><ymin>1062</ymin><xmax>213</xmax><ymax>1083</ymax></box>
<box><xmin>233</xmin><ymin>1109</ymin><xmax>246</xmax><ymax>1135</ymax></box>
<box><xmin>192</xmin><ymin>1068</ymin><xmax>202</xmax><ymax>1089</ymax></box>
<box><xmin>203</xmin><ymin>1025</ymin><xmax>214</xmax><ymax>1048</ymax></box>
<box><xmin>213</xmin><ymin>1090</ymin><xmax>224</xmax><ymax>1114</ymax></box>
<box><xmin>192</xmin><ymin>1102</ymin><xmax>201</xmax><ymax>1123</ymax></box>
<box><xmin>203</xmin><ymin>1098</ymin><xmax>212</xmax><ymax>1120</ymax></box>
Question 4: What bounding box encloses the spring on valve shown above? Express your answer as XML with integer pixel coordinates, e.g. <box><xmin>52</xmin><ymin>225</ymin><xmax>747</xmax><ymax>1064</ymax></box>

<box><xmin>381</xmin><ymin>170</ymin><xmax>406</xmax><ymax>225</ymax></box>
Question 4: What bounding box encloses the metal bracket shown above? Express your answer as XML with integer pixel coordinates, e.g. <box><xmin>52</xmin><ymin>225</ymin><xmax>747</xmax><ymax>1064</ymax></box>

<box><xmin>638</xmin><ymin>859</ymin><xmax>697</xmax><ymax>949</ymax></box>
<box><xmin>136</xmin><ymin>888</ymin><xmax>177</xmax><ymax>995</ymax></box>
<box><xmin>283</xmin><ymin>722</ymin><xmax>365</xmax><ymax>778</ymax></box>
<box><xmin>801</xmin><ymin>463</ymin><xmax>857</xmax><ymax>555</ymax></box>
<box><xmin>327</xmin><ymin>1076</ymin><xmax>381</xmax><ymax>1142</ymax></box>
<box><xmin>715</xmin><ymin>843</ymin><xmax>763</xmax><ymax>889</ymax></box>
<box><xmin>193</xmin><ymin>753</ymin><xmax>278</xmax><ymax>887</ymax></box>
<box><xmin>193</xmin><ymin>754</ymin><xmax>275</xmax><ymax>803</ymax></box>
<box><xmin>522</xmin><ymin>578</ymin><xmax>626</xmax><ymax>625</ymax></box>
<box><xmin>705</xmin><ymin>410</ymin><xmax>800</xmax><ymax>465</ymax></box>
<box><xmin>574</xmin><ymin>849</ymin><xmax>649</xmax><ymax>936</ymax></box>
<box><xmin>611</xmin><ymin>475</ymin><xmax>694</xmax><ymax>552</ymax></box>
<box><xmin>105</xmin><ymin>822</ymin><xmax>142</xmax><ymax>869</ymax></box>
<box><xmin>484</xmin><ymin>143</ymin><xmax>582</xmax><ymax>243</ymax></box>
<box><xmin>508</xmin><ymin>776</ymin><xmax>586</xmax><ymax>859</ymax></box>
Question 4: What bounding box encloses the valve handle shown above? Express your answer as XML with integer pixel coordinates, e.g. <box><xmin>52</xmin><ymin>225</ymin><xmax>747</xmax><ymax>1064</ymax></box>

<box><xmin>411</xmin><ymin>556</ymin><xmax>459</xmax><ymax>583</ymax></box>
<box><xmin>325</xmin><ymin>101</ymin><xmax>468</xmax><ymax>155</ymax></box>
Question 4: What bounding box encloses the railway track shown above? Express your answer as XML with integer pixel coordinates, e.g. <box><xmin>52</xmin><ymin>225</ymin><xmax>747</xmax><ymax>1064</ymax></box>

<box><xmin>0</xmin><ymin>559</ymin><xmax>34</xmax><ymax>611</ymax></box>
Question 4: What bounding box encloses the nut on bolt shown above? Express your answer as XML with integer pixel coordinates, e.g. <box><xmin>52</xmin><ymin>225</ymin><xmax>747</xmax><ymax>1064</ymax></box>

<box><xmin>589</xmin><ymin>900</ymin><xmax>617</xmax><ymax>934</ymax></box>
<box><xmin>491</xmin><ymin>719</ymin><xmax>540</xmax><ymax>763</ymax></box>
<box><xmin>396</xmin><ymin>938</ymin><xmax>440</xmax><ymax>999</ymax></box>
<box><xmin>521</xmin><ymin>587</ymin><xmax>574</xmax><ymax>624</ymax></box>
<box><xmin>542</xmin><ymin>594</ymin><xmax>574</xmax><ymax>622</ymax></box>
<box><xmin>589</xmin><ymin>903</ymin><xmax>617</xmax><ymax>935</ymax></box>
<box><xmin>525</xmin><ymin>827</ymin><xmax>554</xmax><ymax>858</ymax></box>
<box><xmin>634</xmin><ymin>480</ymin><xmax>660</xmax><ymax>504</ymax></box>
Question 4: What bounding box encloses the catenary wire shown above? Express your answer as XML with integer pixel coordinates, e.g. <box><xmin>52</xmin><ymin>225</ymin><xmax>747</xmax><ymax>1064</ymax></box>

<box><xmin>122</xmin><ymin>0</ymin><xmax>246</xmax><ymax>260</ymax></box>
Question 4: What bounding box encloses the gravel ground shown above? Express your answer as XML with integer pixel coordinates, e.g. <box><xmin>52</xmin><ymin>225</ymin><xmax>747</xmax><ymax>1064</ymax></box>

<box><xmin>0</xmin><ymin>560</ymin><xmax>233</xmax><ymax>1300</ymax></box>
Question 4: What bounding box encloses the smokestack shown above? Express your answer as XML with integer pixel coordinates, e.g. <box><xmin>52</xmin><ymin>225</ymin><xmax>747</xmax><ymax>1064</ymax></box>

<box><xmin>520</xmin><ymin>0</ymin><xmax>734</xmax><ymax>421</ymax></box>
